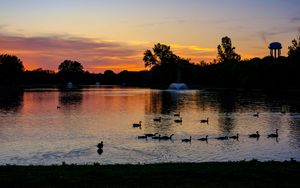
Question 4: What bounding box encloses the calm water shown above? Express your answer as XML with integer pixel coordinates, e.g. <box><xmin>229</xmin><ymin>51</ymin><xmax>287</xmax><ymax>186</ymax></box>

<box><xmin>0</xmin><ymin>86</ymin><xmax>300</xmax><ymax>165</ymax></box>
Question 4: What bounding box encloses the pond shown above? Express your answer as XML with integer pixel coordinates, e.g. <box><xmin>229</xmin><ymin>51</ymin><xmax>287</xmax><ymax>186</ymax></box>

<box><xmin>0</xmin><ymin>86</ymin><xmax>299</xmax><ymax>165</ymax></box>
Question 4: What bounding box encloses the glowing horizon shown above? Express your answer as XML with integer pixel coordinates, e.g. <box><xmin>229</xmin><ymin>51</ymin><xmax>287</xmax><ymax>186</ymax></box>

<box><xmin>0</xmin><ymin>0</ymin><xmax>299</xmax><ymax>73</ymax></box>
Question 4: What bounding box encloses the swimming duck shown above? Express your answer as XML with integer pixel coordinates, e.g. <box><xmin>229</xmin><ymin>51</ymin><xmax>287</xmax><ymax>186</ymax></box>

<box><xmin>229</xmin><ymin>133</ymin><xmax>239</xmax><ymax>140</ymax></box>
<box><xmin>268</xmin><ymin>129</ymin><xmax>279</xmax><ymax>138</ymax></box>
<box><xmin>159</xmin><ymin>134</ymin><xmax>174</xmax><ymax>140</ymax></box>
<box><xmin>249</xmin><ymin>131</ymin><xmax>260</xmax><ymax>138</ymax></box>
<box><xmin>138</xmin><ymin>135</ymin><xmax>147</xmax><ymax>139</ymax></box>
<box><xmin>200</xmin><ymin>118</ymin><xmax>209</xmax><ymax>123</ymax></box>
<box><xmin>182</xmin><ymin>136</ymin><xmax>192</xmax><ymax>142</ymax></box>
<box><xmin>133</xmin><ymin>121</ymin><xmax>142</xmax><ymax>128</ymax></box>
<box><xmin>198</xmin><ymin>135</ymin><xmax>208</xmax><ymax>141</ymax></box>
<box><xmin>97</xmin><ymin>141</ymin><xmax>103</xmax><ymax>149</ymax></box>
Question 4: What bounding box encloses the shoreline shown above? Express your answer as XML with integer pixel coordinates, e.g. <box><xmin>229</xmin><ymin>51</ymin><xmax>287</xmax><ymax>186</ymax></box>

<box><xmin>1</xmin><ymin>161</ymin><xmax>300</xmax><ymax>187</ymax></box>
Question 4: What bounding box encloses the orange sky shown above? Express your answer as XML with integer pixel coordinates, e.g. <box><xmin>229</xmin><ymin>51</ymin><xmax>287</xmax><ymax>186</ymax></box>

<box><xmin>0</xmin><ymin>0</ymin><xmax>299</xmax><ymax>73</ymax></box>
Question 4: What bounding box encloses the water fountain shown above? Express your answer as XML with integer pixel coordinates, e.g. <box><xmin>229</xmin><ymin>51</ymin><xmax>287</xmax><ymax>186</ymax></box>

<box><xmin>168</xmin><ymin>83</ymin><xmax>188</xmax><ymax>90</ymax></box>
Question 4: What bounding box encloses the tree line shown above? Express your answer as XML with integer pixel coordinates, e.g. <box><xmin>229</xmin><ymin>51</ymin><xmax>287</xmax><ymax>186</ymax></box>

<box><xmin>0</xmin><ymin>34</ymin><xmax>299</xmax><ymax>89</ymax></box>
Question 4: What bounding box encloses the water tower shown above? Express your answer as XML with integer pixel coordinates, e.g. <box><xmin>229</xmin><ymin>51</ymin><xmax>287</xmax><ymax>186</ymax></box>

<box><xmin>269</xmin><ymin>42</ymin><xmax>282</xmax><ymax>59</ymax></box>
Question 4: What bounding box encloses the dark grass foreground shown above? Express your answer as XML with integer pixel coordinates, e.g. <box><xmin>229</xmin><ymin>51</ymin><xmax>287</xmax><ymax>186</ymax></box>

<box><xmin>1</xmin><ymin>161</ymin><xmax>300</xmax><ymax>188</ymax></box>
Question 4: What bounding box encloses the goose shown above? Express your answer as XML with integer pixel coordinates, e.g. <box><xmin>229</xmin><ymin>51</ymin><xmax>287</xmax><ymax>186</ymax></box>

<box><xmin>145</xmin><ymin>133</ymin><xmax>158</xmax><ymax>137</ymax></box>
<box><xmin>132</xmin><ymin>121</ymin><xmax>142</xmax><ymax>128</ymax></box>
<box><xmin>216</xmin><ymin>136</ymin><xmax>229</xmax><ymax>140</ymax></box>
<box><xmin>182</xmin><ymin>136</ymin><xmax>192</xmax><ymax>142</ymax></box>
<box><xmin>174</xmin><ymin>112</ymin><xmax>180</xmax><ymax>117</ymax></box>
<box><xmin>174</xmin><ymin>117</ymin><xmax>183</xmax><ymax>123</ymax></box>
<box><xmin>200</xmin><ymin>118</ymin><xmax>209</xmax><ymax>123</ymax></box>
<box><xmin>159</xmin><ymin>134</ymin><xmax>174</xmax><ymax>140</ymax></box>
<box><xmin>229</xmin><ymin>133</ymin><xmax>239</xmax><ymax>140</ymax></box>
<box><xmin>268</xmin><ymin>129</ymin><xmax>279</xmax><ymax>138</ymax></box>
<box><xmin>249</xmin><ymin>131</ymin><xmax>260</xmax><ymax>138</ymax></box>
<box><xmin>253</xmin><ymin>112</ymin><xmax>259</xmax><ymax>117</ymax></box>
<box><xmin>153</xmin><ymin>117</ymin><xmax>162</xmax><ymax>122</ymax></box>
<box><xmin>198</xmin><ymin>135</ymin><xmax>208</xmax><ymax>141</ymax></box>
<box><xmin>97</xmin><ymin>141</ymin><xmax>103</xmax><ymax>149</ymax></box>
<box><xmin>138</xmin><ymin>135</ymin><xmax>147</xmax><ymax>139</ymax></box>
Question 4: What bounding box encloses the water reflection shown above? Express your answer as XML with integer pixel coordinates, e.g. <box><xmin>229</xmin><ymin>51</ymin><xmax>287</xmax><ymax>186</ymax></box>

<box><xmin>1</xmin><ymin>87</ymin><xmax>300</xmax><ymax>165</ymax></box>
<box><xmin>97</xmin><ymin>149</ymin><xmax>103</xmax><ymax>155</ymax></box>
<box><xmin>218</xmin><ymin>114</ymin><xmax>236</xmax><ymax>133</ymax></box>
<box><xmin>0</xmin><ymin>89</ymin><xmax>24</xmax><ymax>113</ymax></box>
<box><xmin>59</xmin><ymin>90</ymin><xmax>83</xmax><ymax>107</ymax></box>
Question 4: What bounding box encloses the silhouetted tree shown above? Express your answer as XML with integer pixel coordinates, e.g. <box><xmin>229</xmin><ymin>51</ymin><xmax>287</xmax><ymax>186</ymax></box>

<box><xmin>143</xmin><ymin>43</ymin><xmax>200</xmax><ymax>86</ymax></box>
<box><xmin>0</xmin><ymin>54</ymin><xmax>24</xmax><ymax>84</ymax></box>
<box><xmin>58</xmin><ymin>60</ymin><xmax>84</xmax><ymax>74</ymax></box>
<box><xmin>217</xmin><ymin>36</ymin><xmax>241</xmax><ymax>63</ymax></box>
<box><xmin>288</xmin><ymin>33</ymin><xmax>300</xmax><ymax>62</ymax></box>
<box><xmin>58</xmin><ymin>60</ymin><xmax>84</xmax><ymax>83</ymax></box>
<box><xmin>102</xmin><ymin>70</ymin><xmax>117</xmax><ymax>84</ymax></box>
<box><xmin>23</xmin><ymin>68</ymin><xmax>56</xmax><ymax>84</ymax></box>
<box><xmin>143</xmin><ymin>43</ymin><xmax>178</xmax><ymax>68</ymax></box>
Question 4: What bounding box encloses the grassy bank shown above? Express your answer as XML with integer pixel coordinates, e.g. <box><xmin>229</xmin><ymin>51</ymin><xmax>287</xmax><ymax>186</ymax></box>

<box><xmin>1</xmin><ymin>161</ymin><xmax>300</xmax><ymax>188</ymax></box>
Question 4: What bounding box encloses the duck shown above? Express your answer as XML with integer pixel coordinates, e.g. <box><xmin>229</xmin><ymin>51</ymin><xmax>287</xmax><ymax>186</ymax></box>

<box><xmin>152</xmin><ymin>135</ymin><xmax>161</xmax><ymax>139</ymax></box>
<box><xmin>132</xmin><ymin>121</ymin><xmax>142</xmax><ymax>128</ymax></box>
<box><xmin>253</xmin><ymin>112</ymin><xmax>259</xmax><ymax>117</ymax></box>
<box><xmin>268</xmin><ymin>129</ymin><xmax>279</xmax><ymax>138</ymax></box>
<box><xmin>216</xmin><ymin>136</ymin><xmax>229</xmax><ymax>140</ymax></box>
<box><xmin>153</xmin><ymin>117</ymin><xmax>162</xmax><ymax>122</ymax></box>
<box><xmin>174</xmin><ymin>112</ymin><xmax>180</xmax><ymax>117</ymax></box>
<box><xmin>174</xmin><ymin>117</ymin><xmax>183</xmax><ymax>123</ymax></box>
<box><xmin>145</xmin><ymin>133</ymin><xmax>158</xmax><ymax>137</ymax></box>
<box><xmin>97</xmin><ymin>141</ymin><xmax>103</xmax><ymax>149</ymax></box>
<box><xmin>182</xmin><ymin>136</ymin><xmax>192</xmax><ymax>142</ymax></box>
<box><xmin>229</xmin><ymin>133</ymin><xmax>239</xmax><ymax>140</ymax></box>
<box><xmin>198</xmin><ymin>135</ymin><xmax>208</xmax><ymax>141</ymax></box>
<box><xmin>138</xmin><ymin>135</ymin><xmax>147</xmax><ymax>139</ymax></box>
<box><xmin>200</xmin><ymin>118</ymin><xmax>209</xmax><ymax>123</ymax></box>
<box><xmin>249</xmin><ymin>131</ymin><xmax>260</xmax><ymax>138</ymax></box>
<box><xmin>159</xmin><ymin>134</ymin><xmax>174</xmax><ymax>140</ymax></box>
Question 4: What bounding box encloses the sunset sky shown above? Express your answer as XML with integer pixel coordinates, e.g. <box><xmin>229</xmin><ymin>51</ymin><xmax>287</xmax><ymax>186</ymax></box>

<box><xmin>0</xmin><ymin>0</ymin><xmax>299</xmax><ymax>73</ymax></box>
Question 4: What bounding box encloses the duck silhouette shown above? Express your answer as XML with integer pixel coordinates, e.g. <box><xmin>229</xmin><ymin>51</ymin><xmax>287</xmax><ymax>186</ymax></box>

<box><xmin>268</xmin><ymin>129</ymin><xmax>279</xmax><ymax>138</ymax></box>
<box><xmin>249</xmin><ymin>131</ymin><xmax>260</xmax><ymax>138</ymax></box>
<box><xmin>216</xmin><ymin>136</ymin><xmax>229</xmax><ymax>140</ymax></box>
<box><xmin>182</xmin><ymin>136</ymin><xmax>192</xmax><ymax>142</ymax></box>
<box><xmin>133</xmin><ymin>121</ymin><xmax>142</xmax><ymax>128</ymax></box>
<box><xmin>97</xmin><ymin>141</ymin><xmax>103</xmax><ymax>149</ymax></box>
<box><xmin>198</xmin><ymin>135</ymin><xmax>208</xmax><ymax>141</ymax></box>
<box><xmin>200</xmin><ymin>118</ymin><xmax>209</xmax><ymax>123</ymax></box>
<box><xmin>159</xmin><ymin>134</ymin><xmax>174</xmax><ymax>140</ymax></box>
<box><xmin>229</xmin><ymin>133</ymin><xmax>239</xmax><ymax>140</ymax></box>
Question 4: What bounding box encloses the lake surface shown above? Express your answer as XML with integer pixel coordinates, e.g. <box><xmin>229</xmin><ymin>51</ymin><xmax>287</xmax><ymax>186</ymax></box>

<box><xmin>0</xmin><ymin>86</ymin><xmax>300</xmax><ymax>165</ymax></box>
